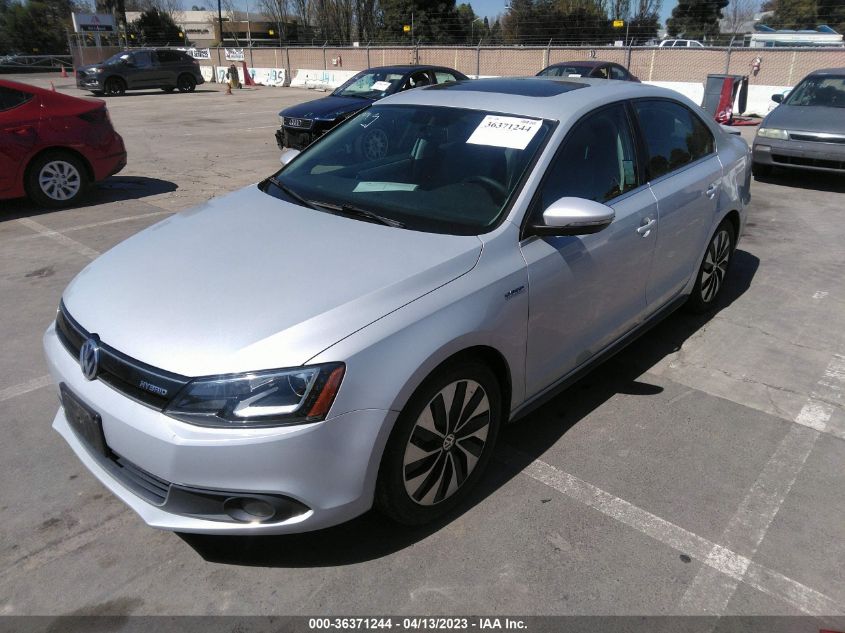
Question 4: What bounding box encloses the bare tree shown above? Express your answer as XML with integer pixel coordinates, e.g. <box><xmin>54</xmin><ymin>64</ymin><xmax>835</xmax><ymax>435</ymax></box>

<box><xmin>723</xmin><ymin>0</ymin><xmax>759</xmax><ymax>36</ymax></box>
<box><xmin>260</xmin><ymin>0</ymin><xmax>290</xmax><ymax>41</ymax></box>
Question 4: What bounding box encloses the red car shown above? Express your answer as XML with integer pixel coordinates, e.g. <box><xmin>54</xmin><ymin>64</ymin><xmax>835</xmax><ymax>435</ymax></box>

<box><xmin>0</xmin><ymin>79</ymin><xmax>126</xmax><ymax>208</ymax></box>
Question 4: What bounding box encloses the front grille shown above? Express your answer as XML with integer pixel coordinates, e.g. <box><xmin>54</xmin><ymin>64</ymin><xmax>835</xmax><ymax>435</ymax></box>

<box><xmin>282</xmin><ymin>128</ymin><xmax>315</xmax><ymax>150</ymax></box>
<box><xmin>108</xmin><ymin>452</ymin><xmax>171</xmax><ymax>505</ymax></box>
<box><xmin>772</xmin><ymin>154</ymin><xmax>845</xmax><ymax>171</ymax></box>
<box><xmin>56</xmin><ymin>302</ymin><xmax>190</xmax><ymax>410</ymax></box>
<box><xmin>284</xmin><ymin>117</ymin><xmax>313</xmax><ymax>129</ymax></box>
<box><xmin>789</xmin><ymin>132</ymin><xmax>845</xmax><ymax>144</ymax></box>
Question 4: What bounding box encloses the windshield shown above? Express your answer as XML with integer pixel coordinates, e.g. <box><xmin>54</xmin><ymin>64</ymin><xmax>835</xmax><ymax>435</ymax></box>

<box><xmin>784</xmin><ymin>75</ymin><xmax>845</xmax><ymax>107</ymax></box>
<box><xmin>333</xmin><ymin>71</ymin><xmax>406</xmax><ymax>99</ymax></box>
<box><xmin>103</xmin><ymin>52</ymin><xmax>131</xmax><ymax>65</ymax></box>
<box><xmin>538</xmin><ymin>65</ymin><xmax>589</xmax><ymax>78</ymax></box>
<box><xmin>261</xmin><ymin>105</ymin><xmax>553</xmax><ymax>235</ymax></box>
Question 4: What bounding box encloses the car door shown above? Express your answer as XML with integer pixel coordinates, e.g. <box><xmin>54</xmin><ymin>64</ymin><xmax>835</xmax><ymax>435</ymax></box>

<box><xmin>126</xmin><ymin>51</ymin><xmax>160</xmax><ymax>88</ymax></box>
<box><xmin>521</xmin><ymin>102</ymin><xmax>658</xmax><ymax>397</ymax></box>
<box><xmin>155</xmin><ymin>50</ymin><xmax>181</xmax><ymax>86</ymax></box>
<box><xmin>0</xmin><ymin>86</ymin><xmax>39</xmax><ymax>195</ymax></box>
<box><xmin>632</xmin><ymin>98</ymin><xmax>721</xmax><ymax>309</ymax></box>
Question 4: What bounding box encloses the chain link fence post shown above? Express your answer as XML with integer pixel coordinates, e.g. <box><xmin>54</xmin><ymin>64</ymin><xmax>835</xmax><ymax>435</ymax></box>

<box><xmin>476</xmin><ymin>42</ymin><xmax>481</xmax><ymax>78</ymax></box>
<box><xmin>284</xmin><ymin>45</ymin><xmax>291</xmax><ymax>87</ymax></box>
<box><xmin>724</xmin><ymin>38</ymin><xmax>733</xmax><ymax>74</ymax></box>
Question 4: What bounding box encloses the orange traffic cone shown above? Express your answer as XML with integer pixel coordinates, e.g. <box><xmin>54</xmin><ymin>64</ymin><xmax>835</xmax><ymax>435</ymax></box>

<box><xmin>241</xmin><ymin>61</ymin><xmax>256</xmax><ymax>87</ymax></box>
<box><xmin>60</xmin><ymin>65</ymin><xmax>68</xmax><ymax>78</ymax></box>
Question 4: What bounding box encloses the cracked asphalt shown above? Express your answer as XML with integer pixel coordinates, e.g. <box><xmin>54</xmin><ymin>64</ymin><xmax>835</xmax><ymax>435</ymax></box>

<box><xmin>0</xmin><ymin>74</ymin><xmax>843</xmax><ymax>626</ymax></box>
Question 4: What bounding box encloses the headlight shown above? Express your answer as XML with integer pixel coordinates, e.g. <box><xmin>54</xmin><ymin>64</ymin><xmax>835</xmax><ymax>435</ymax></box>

<box><xmin>94</xmin><ymin>67</ymin><xmax>105</xmax><ymax>74</ymax></box>
<box><xmin>279</xmin><ymin>114</ymin><xmax>285</xmax><ymax>125</ymax></box>
<box><xmin>164</xmin><ymin>363</ymin><xmax>345</xmax><ymax>428</ymax></box>
<box><xmin>757</xmin><ymin>128</ymin><xmax>788</xmax><ymax>140</ymax></box>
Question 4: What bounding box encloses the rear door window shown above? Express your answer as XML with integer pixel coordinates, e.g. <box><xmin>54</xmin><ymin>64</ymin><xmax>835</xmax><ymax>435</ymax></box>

<box><xmin>0</xmin><ymin>86</ymin><xmax>33</xmax><ymax>112</ymax></box>
<box><xmin>610</xmin><ymin>65</ymin><xmax>627</xmax><ymax>80</ymax></box>
<box><xmin>434</xmin><ymin>71</ymin><xmax>460</xmax><ymax>83</ymax></box>
<box><xmin>156</xmin><ymin>50</ymin><xmax>182</xmax><ymax>64</ymax></box>
<box><xmin>633</xmin><ymin>99</ymin><xmax>715</xmax><ymax>179</ymax></box>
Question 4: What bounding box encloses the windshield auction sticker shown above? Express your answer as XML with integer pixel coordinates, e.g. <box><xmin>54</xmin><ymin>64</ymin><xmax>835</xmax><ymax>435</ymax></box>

<box><xmin>467</xmin><ymin>115</ymin><xmax>542</xmax><ymax>150</ymax></box>
<box><xmin>371</xmin><ymin>80</ymin><xmax>392</xmax><ymax>91</ymax></box>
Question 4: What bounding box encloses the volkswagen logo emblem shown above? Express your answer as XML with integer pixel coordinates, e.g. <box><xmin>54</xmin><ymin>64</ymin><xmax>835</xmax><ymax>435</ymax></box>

<box><xmin>79</xmin><ymin>336</ymin><xmax>100</xmax><ymax>381</ymax></box>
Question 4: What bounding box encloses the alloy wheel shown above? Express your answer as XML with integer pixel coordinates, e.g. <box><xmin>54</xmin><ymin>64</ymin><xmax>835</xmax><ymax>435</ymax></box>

<box><xmin>402</xmin><ymin>379</ymin><xmax>490</xmax><ymax>506</ymax></box>
<box><xmin>38</xmin><ymin>160</ymin><xmax>82</xmax><ymax>202</ymax></box>
<box><xmin>700</xmin><ymin>228</ymin><xmax>731</xmax><ymax>303</ymax></box>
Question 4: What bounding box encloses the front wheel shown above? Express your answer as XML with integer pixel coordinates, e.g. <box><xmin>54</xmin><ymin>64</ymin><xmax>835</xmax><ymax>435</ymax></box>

<box><xmin>104</xmin><ymin>77</ymin><xmax>125</xmax><ymax>96</ymax></box>
<box><xmin>375</xmin><ymin>361</ymin><xmax>502</xmax><ymax>525</ymax></box>
<box><xmin>686</xmin><ymin>220</ymin><xmax>735</xmax><ymax>313</ymax></box>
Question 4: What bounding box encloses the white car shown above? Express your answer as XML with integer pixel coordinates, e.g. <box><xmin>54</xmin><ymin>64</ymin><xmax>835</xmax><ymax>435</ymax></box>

<box><xmin>659</xmin><ymin>39</ymin><xmax>704</xmax><ymax>47</ymax></box>
<box><xmin>44</xmin><ymin>78</ymin><xmax>751</xmax><ymax>534</ymax></box>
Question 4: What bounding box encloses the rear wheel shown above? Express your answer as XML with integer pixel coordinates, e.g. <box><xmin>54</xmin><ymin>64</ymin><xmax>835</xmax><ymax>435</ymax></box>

<box><xmin>177</xmin><ymin>74</ymin><xmax>196</xmax><ymax>93</ymax></box>
<box><xmin>686</xmin><ymin>220</ymin><xmax>735</xmax><ymax>313</ymax></box>
<box><xmin>104</xmin><ymin>77</ymin><xmax>125</xmax><ymax>96</ymax></box>
<box><xmin>375</xmin><ymin>360</ymin><xmax>501</xmax><ymax>525</ymax></box>
<box><xmin>26</xmin><ymin>151</ymin><xmax>88</xmax><ymax>208</ymax></box>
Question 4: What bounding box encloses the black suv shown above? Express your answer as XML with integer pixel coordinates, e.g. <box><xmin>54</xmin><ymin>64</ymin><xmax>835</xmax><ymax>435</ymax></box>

<box><xmin>77</xmin><ymin>49</ymin><xmax>205</xmax><ymax>96</ymax></box>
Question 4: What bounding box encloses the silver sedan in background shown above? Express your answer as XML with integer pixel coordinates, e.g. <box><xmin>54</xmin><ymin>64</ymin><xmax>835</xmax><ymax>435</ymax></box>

<box><xmin>44</xmin><ymin>78</ymin><xmax>751</xmax><ymax>534</ymax></box>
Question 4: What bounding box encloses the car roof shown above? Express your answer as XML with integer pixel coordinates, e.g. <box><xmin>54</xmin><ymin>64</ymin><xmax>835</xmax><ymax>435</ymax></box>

<box><xmin>362</xmin><ymin>64</ymin><xmax>462</xmax><ymax>74</ymax></box>
<box><xmin>546</xmin><ymin>60</ymin><xmax>608</xmax><ymax>68</ymax></box>
<box><xmin>379</xmin><ymin>76</ymin><xmax>689</xmax><ymax>122</ymax></box>
<box><xmin>807</xmin><ymin>67</ymin><xmax>845</xmax><ymax>76</ymax></box>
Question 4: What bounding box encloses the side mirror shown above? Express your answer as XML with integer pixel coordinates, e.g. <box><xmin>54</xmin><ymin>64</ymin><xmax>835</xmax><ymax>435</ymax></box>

<box><xmin>530</xmin><ymin>197</ymin><xmax>615</xmax><ymax>237</ymax></box>
<box><xmin>771</xmin><ymin>93</ymin><xmax>783</xmax><ymax>103</ymax></box>
<box><xmin>279</xmin><ymin>148</ymin><xmax>300</xmax><ymax>166</ymax></box>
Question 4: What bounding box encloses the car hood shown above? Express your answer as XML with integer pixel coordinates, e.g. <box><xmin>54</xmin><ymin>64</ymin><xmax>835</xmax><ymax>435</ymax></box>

<box><xmin>764</xmin><ymin>104</ymin><xmax>845</xmax><ymax>134</ymax></box>
<box><xmin>280</xmin><ymin>95</ymin><xmax>370</xmax><ymax>121</ymax></box>
<box><xmin>62</xmin><ymin>186</ymin><xmax>482</xmax><ymax>376</ymax></box>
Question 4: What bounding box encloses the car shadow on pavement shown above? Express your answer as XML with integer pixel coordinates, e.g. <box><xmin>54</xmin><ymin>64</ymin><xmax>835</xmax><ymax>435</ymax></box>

<box><xmin>1</xmin><ymin>176</ymin><xmax>177</xmax><ymax>221</ymax></box>
<box><xmin>754</xmin><ymin>169</ymin><xmax>845</xmax><ymax>194</ymax></box>
<box><xmin>179</xmin><ymin>249</ymin><xmax>760</xmax><ymax>568</ymax></box>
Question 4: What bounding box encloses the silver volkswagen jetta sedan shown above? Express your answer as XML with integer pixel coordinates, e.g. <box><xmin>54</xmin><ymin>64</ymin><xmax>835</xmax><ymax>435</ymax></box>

<box><xmin>44</xmin><ymin>78</ymin><xmax>751</xmax><ymax>534</ymax></box>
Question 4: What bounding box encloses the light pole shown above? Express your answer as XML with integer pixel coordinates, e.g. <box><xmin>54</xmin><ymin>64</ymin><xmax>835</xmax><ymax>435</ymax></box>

<box><xmin>470</xmin><ymin>17</ymin><xmax>482</xmax><ymax>45</ymax></box>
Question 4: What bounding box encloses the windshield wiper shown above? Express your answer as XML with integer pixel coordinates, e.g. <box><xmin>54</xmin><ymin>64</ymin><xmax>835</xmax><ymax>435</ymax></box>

<box><xmin>309</xmin><ymin>199</ymin><xmax>406</xmax><ymax>228</ymax></box>
<box><xmin>266</xmin><ymin>176</ymin><xmax>324</xmax><ymax>212</ymax></box>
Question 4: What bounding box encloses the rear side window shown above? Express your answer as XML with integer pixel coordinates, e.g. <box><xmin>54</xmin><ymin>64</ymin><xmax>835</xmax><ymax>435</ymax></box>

<box><xmin>610</xmin><ymin>65</ymin><xmax>627</xmax><ymax>80</ymax></box>
<box><xmin>536</xmin><ymin>103</ymin><xmax>640</xmax><ymax>208</ymax></box>
<box><xmin>156</xmin><ymin>50</ymin><xmax>182</xmax><ymax>63</ymax></box>
<box><xmin>592</xmin><ymin>66</ymin><xmax>609</xmax><ymax>79</ymax></box>
<box><xmin>633</xmin><ymin>99</ymin><xmax>715</xmax><ymax>179</ymax></box>
<box><xmin>435</xmin><ymin>71</ymin><xmax>460</xmax><ymax>83</ymax></box>
<box><xmin>0</xmin><ymin>86</ymin><xmax>33</xmax><ymax>112</ymax></box>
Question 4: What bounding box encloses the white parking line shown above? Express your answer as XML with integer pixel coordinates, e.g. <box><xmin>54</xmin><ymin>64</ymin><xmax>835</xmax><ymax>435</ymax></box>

<box><xmin>11</xmin><ymin>211</ymin><xmax>171</xmax><ymax>243</ymax></box>
<box><xmin>17</xmin><ymin>218</ymin><xmax>100</xmax><ymax>260</ymax></box>
<box><xmin>500</xmin><ymin>445</ymin><xmax>843</xmax><ymax>616</ymax></box>
<box><xmin>677</xmin><ymin>423</ymin><xmax>819</xmax><ymax>614</ymax></box>
<box><xmin>0</xmin><ymin>375</ymin><xmax>53</xmax><ymax>403</ymax></box>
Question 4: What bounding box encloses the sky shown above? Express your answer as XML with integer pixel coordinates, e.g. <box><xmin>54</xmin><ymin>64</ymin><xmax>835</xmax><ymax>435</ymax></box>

<box><xmin>462</xmin><ymin>0</ymin><xmax>678</xmax><ymax>23</ymax></box>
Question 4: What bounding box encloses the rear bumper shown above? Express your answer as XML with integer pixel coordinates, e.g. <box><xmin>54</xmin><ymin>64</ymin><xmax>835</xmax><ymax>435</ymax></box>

<box><xmin>753</xmin><ymin>138</ymin><xmax>845</xmax><ymax>173</ymax></box>
<box><xmin>89</xmin><ymin>133</ymin><xmax>127</xmax><ymax>182</ymax></box>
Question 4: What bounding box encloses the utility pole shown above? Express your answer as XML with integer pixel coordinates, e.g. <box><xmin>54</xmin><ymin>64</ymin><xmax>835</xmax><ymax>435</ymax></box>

<box><xmin>217</xmin><ymin>0</ymin><xmax>224</xmax><ymax>47</ymax></box>
<box><xmin>411</xmin><ymin>12</ymin><xmax>414</xmax><ymax>43</ymax></box>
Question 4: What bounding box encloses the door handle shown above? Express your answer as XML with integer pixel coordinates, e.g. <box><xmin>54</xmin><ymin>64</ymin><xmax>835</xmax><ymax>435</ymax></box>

<box><xmin>705</xmin><ymin>182</ymin><xmax>719</xmax><ymax>199</ymax></box>
<box><xmin>636</xmin><ymin>217</ymin><xmax>656</xmax><ymax>237</ymax></box>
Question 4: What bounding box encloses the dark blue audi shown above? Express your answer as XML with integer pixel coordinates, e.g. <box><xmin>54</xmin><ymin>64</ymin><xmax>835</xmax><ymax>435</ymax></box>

<box><xmin>275</xmin><ymin>65</ymin><xmax>468</xmax><ymax>152</ymax></box>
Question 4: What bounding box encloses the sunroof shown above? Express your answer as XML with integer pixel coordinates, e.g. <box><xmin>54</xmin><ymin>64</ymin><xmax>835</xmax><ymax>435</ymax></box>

<box><xmin>428</xmin><ymin>78</ymin><xmax>587</xmax><ymax>97</ymax></box>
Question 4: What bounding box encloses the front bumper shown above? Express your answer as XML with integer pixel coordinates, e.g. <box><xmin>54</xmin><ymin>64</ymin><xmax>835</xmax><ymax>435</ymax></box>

<box><xmin>44</xmin><ymin>324</ymin><xmax>396</xmax><ymax>534</ymax></box>
<box><xmin>76</xmin><ymin>74</ymin><xmax>104</xmax><ymax>91</ymax></box>
<box><xmin>753</xmin><ymin>137</ymin><xmax>845</xmax><ymax>173</ymax></box>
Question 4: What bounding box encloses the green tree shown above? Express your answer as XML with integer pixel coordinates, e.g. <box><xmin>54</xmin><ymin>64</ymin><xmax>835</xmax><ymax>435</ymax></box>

<box><xmin>769</xmin><ymin>0</ymin><xmax>845</xmax><ymax>32</ymax></box>
<box><xmin>0</xmin><ymin>0</ymin><xmax>78</xmax><ymax>53</ymax></box>
<box><xmin>666</xmin><ymin>0</ymin><xmax>729</xmax><ymax>40</ymax></box>
<box><xmin>379</xmin><ymin>0</ymin><xmax>468</xmax><ymax>43</ymax></box>
<box><xmin>129</xmin><ymin>7</ymin><xmax>184</xmax><ymax>45</ymax></box>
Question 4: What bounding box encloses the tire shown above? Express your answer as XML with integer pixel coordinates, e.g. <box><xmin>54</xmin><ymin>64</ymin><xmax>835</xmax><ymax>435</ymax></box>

<box><xmin>686</xmin><ymin>220</ymin><xmax>736</xmax><ymax>313</ymax></box>
<box><xmin>752</xmin><ymin>162</ymin><xmax>772</xmax><ymax>179</ymax></box>
<box><xmin>26</xmin><ymin>151</ymin><xmax>88</xmax><ymax>208</ymax></box>
<box><xmin>177</xmin><ymin>74</ymin><xmax>196</xmax><ymax>93</ymax></box>
<box><xmin>375</xmin><ymin>360</ymin><xmax>502</xmax><ymax>525</ymax></box>
<box><xmin>103</xmin><ymin>77</ymin><xmax>125</xmax><ymax>96</ymax></box>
